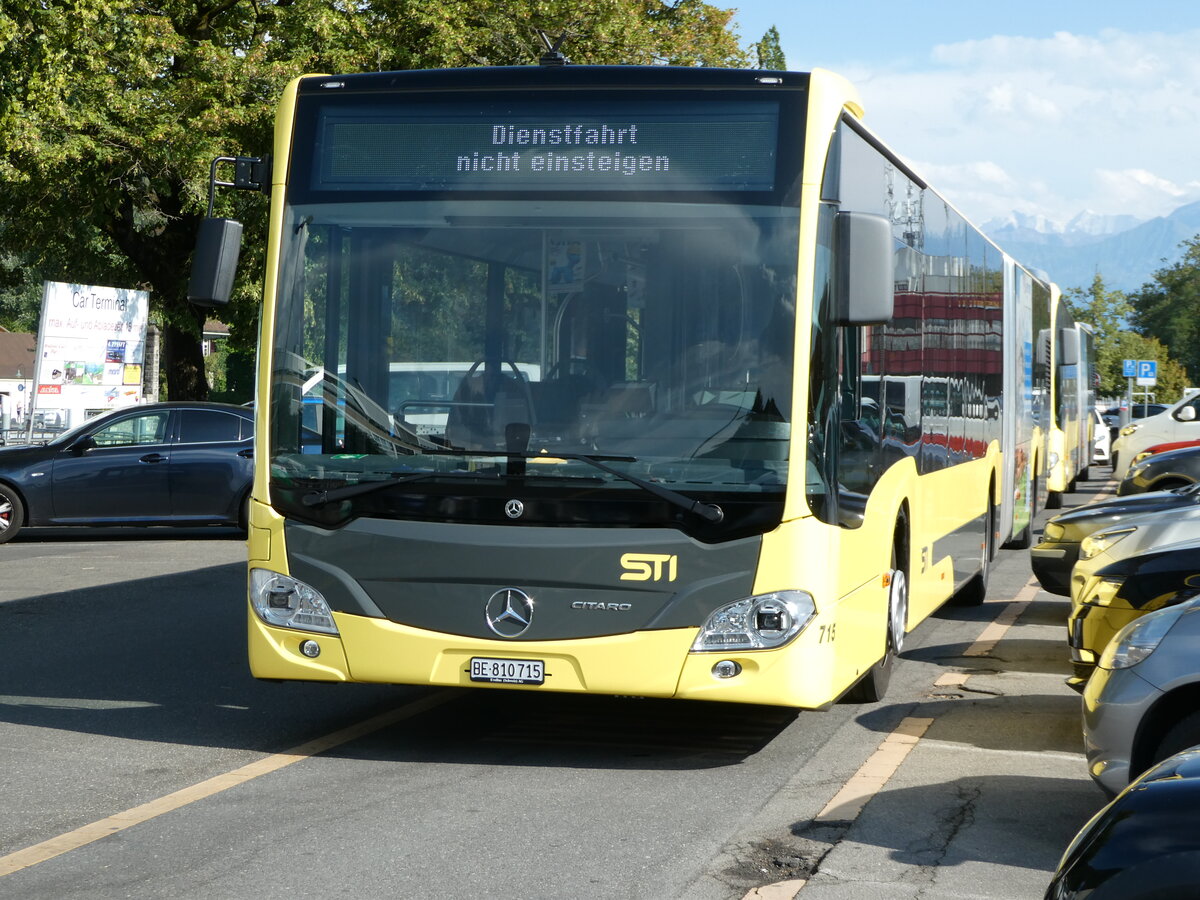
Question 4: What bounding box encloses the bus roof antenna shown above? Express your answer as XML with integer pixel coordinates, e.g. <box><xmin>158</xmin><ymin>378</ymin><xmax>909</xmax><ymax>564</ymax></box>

<box><xmin>537</xmin><ymin>30</ymin><xmax>570</xmax><ymax>66</ymax></box>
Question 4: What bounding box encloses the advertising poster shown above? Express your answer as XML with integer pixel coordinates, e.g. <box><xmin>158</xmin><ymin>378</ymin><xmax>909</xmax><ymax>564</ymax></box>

<box><xmin>32</xmin><ymin>281</ymin><xmax>150</xmax><ymax>429</ymax></box>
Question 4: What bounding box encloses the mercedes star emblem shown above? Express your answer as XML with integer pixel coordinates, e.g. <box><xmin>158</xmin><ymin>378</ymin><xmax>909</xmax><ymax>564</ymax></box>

<box><xmin>504</xmin><ymin>499</ymin><xmax>525</xmax><ymax>519</ymax></box>
<box><xmin>485</xmin><ymin>588</ymin><xmax>535</xmax><ymax>637</ymax></box>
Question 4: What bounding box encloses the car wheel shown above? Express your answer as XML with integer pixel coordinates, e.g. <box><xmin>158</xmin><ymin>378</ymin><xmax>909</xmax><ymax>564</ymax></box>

<box><xmin>1149</xmin><ymin>709</ymin><xmax>1200</xmax><ymax>771</ymax></box>
<box><xmin>0</xmin><ymin>483</ymin><xmax>25</xmax><ymax>544</ymax></box>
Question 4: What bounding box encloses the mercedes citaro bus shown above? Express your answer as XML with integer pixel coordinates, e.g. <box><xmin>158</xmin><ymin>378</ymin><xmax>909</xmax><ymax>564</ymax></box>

<box><xmin>191</xmin><ymin>63</ymin><xmax>1066</xmax><ymax>708</ymax></box>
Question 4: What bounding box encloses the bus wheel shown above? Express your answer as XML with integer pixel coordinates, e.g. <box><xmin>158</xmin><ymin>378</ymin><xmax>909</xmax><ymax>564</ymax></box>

<box><xmin>1045</xmin><ymin>490</ymin><xmax>1063</xmax><ymax>510</ymax></box>
<box><xmin>844</xmin><ymin>547</ymin><xmax>907</xmax><ymax>703</ymax></box>
<box><xmin>955</xmin><ymin>496</ymin><xmax>994</xmax><ymax>606</ymax></box>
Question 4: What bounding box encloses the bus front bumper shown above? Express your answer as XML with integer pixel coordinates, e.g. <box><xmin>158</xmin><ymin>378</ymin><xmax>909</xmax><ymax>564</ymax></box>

<box><xmin>248</xmin><ymin>608</ymin><xmax>841</xmax><ymax>709</ymax></box>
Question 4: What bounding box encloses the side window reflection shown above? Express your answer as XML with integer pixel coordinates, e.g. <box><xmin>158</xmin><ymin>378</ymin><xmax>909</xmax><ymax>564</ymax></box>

<box><xmin>91</xmin><ymin>412</ymin><xmax>169</xmax><ymax>448</ymax></box>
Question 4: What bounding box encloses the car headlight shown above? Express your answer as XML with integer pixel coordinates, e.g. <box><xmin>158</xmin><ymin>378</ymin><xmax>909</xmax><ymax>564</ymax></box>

<box><xmin>691</xmin><ymin>591</ymin><xmax>815</xmax><ymax>651</ymax></box>
<box><xmin>1127</xmin><ymin>461</ymin><xmax>1151</xmax><ymax>478</ymax></box>
<box><xmin>250</xmin><ymin>568</ymin><xmax>339</xmax><ymax>634</ymax></box>
<box><xmin>1079</xmin><ymin>527</ymin><xmax>1137</xmax><ymax>561</ymax></box>
<box><xmin>1043</xmin><ymin>521</ymin><xmax>1066</xmax><ymax>542</ymax></box>
<box><xmin>1119</xmin><ymin>423</ymin><xmax>1140</xmax><ymax>437</ymax></box>
<box><xmin>1098</xmin><ymin>603</ymin><xmax>1187</xmax><ymax>669</ymax></box>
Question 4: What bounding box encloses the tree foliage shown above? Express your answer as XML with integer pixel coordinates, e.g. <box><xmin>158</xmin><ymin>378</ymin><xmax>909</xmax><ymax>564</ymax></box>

<box><xmin>0</xmin><ymin>0</ymin><xmax>747</xmax><ymax>398</ymax></box>
<box><xmin>754</xmin><ymin>25</ymin><xmax>786</xmax><ymax>70</ymax></box>
<box><xmin>1067</xmin><ymin>273</ymin><xmax>1190</xmax><ymax>402</ymax></box>
<box><xmin>1128</xmin><ymin>236</ymin><xmax>1200</xmax><ymax>388</ymax></box>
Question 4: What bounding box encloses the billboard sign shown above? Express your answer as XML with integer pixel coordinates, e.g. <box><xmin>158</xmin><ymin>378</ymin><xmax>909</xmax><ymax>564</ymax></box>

<box><xmin>32</xmin><ymin>281</ymin><xmax>150</xmax><ymax>429</ymax></box>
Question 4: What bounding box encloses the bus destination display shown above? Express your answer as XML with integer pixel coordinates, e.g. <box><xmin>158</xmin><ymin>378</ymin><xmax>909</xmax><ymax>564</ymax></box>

<box><xmin>314</xmin><ymin>100</ymin><xmax>779</xmax><ymax>192</ymax></box>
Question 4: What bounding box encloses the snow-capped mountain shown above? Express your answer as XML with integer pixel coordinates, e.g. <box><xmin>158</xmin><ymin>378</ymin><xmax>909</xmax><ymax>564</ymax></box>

<box><xmin>983</xmin><ymin>201</ymin><xmax>1200</xmax><ymax>291</ymax></box>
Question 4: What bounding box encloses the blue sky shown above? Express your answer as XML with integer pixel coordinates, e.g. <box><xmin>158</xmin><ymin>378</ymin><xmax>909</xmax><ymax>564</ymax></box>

<box><xmin>725</xmin><ymin>1</ymin><xmax>1200</xmax><ymax>230</ymax></box>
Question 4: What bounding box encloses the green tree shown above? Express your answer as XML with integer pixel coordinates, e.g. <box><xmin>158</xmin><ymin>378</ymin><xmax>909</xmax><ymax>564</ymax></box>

<box><xmin>1068</xmin><ymin>273</ymin><xmax>1191</xmax><ymax>403</ymax></box>
<box><xmin>1065</xmin><ymin>274</ymin><xmax>1133</xmax><ymax>397</ymax></box>
<box><xmin>1109</xmin><ymin>332</ymin><xmax>1190</xmax><ymax>404</ymax></box>
<box><xmin>755</xmin><ymin>25</ymin><xmax>786</xmax><ymax>70</ymax></box>
<box><xmin>0</xmin><ymin>0</ymin><xmax>747</xmax><ymax>399</ymax></box>
<box><xmin>1128</xmin><ymin>236</ymin><xmax>1200</xmax><ymax>386</ymax></box>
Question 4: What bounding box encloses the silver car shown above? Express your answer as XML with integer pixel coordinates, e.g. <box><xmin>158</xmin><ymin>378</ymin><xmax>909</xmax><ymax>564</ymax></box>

<box><xmin>1084</xmin><ymin>582</ymin><xmax>1200</xmax><ymax>796</ymax></box>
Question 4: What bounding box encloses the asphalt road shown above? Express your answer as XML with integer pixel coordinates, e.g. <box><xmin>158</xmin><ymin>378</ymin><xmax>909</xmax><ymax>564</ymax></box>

<box><xmin>0</xmin><ymin>485</ymin><xmax>1114</xmax><ymax>900</ymax></box>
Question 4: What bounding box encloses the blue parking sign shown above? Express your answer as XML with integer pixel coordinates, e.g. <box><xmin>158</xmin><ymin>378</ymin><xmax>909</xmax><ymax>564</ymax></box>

<box><xmin>1123</xmin><ymin>359</ymin><xmax>1137</xmax><ymax>377</ymax></box>
<box><xmin>1137</xmin><ymin>360</ymin><xmax>1157</xmax><ymax>380</ymax></box>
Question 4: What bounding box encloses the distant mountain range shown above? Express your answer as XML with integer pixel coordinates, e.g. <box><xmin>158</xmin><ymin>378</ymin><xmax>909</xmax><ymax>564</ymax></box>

<box><xmin>982</xmin><ymin>200</ymin><xmax>1200</xmax><ymax>293</ymax></box>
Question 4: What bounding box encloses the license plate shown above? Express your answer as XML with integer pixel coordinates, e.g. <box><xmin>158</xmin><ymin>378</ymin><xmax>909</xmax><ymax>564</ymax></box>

<box><xmin>469</xmin><ymin>657</ymin><xmax>545</xmax><ymax>685</ymax></box>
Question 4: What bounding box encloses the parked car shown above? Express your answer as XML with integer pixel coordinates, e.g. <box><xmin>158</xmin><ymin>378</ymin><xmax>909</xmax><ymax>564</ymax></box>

<box><xmin>1066</xmin><ymin>508</ymin><xmax>1200</xmax><ymax>686</ymax></box>
<box><xmin>1045</xmin><ymin>743</ymin><xmax>1200</xmax><ymax>899</ymax></box>
<box><xmin>1111</xmin><ymin>392</ymin><xmax>1200</xmax><ymax>476</ymax></box>
<box><xmin>1031</xmin><ymin>481</ymin><xmax>1200</xmax><ymax>595</ymax></box>
<box><xmin>0</xmin><ymin>402</ymin><xmax>253</xmax><ymax>543</ymax></box>
<box><xmin>1100</xmin><ymin>401</ymin><xmax>1169</xmax><ymax>447</ymax></box>
<box><xmin>1090</xmin><ymin>408</ymin><xmax>1111</xmax><ymax>465</ymax></box>
<box><xmin>1082</xmin><ymin>585</ymin><xmax>1200</xmax><ymax>796</ymax></box>
<box><xmin>1118</xmin><ymin>444</ymin><xmax>1200</xmax><ymax>495</ymax></box>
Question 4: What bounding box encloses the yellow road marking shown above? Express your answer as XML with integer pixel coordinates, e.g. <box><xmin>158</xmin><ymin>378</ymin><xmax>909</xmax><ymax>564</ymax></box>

<box><xmin>814</xmin><ymin>717</ymin><xmax>935</xmax><ymax>823</ymax></box>
<box><xmin>0</xmin><ymin>689</ymin><xmax>460</xmax><ymax>878</ymax></box>
<box><xmin>963</xmin><ymin>579</ymin><xmax>1041</xmax><ymax>656</ymax></box>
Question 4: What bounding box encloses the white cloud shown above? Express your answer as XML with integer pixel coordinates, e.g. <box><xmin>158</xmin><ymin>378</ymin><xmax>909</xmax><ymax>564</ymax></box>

<box><xmin>1095</xmin><ymin>169</ymin><xmax>1200</xmax><ymax>219</ymax></box>
<box><xmin>838</xmin><ymin>28</ymin><xmax>1200</xmax><ymax>224</ymax></box>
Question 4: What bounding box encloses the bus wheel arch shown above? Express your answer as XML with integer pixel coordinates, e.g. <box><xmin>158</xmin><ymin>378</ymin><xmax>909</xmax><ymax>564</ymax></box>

<box><xmin>843</xmin><ymin>508</ymin><xmax>909</xmax><ymax>703</ymax></box>
<box><xmin>955</xmin><ymin>480</ymin><xmax>995</xmax><ymax>607</ymax></box>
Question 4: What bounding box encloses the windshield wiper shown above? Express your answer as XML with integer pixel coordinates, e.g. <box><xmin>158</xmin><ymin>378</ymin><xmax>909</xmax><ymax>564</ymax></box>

<box><xmin>299</xmin><ymin>470</ymin><xmax>495</xmax><ymax>508</ymax></box>
<box><xmin>299</xmin><ymin>451</ymin><xmax>724</xmax><ymax>523</ymax></box>
<box><xmin>534</xmin><ymin>451</ymin><xmax>725</xmax><ymax>524</ymax></box>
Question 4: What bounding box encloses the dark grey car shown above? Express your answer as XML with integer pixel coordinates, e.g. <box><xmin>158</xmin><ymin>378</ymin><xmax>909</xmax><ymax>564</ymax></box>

<box><xmin>1030</xmin><ymin>482</ymin><xmax>1200</xmax><ymax>595</ymax></box>
<box><xmin>0</xmin><ymin>402</ymin><xmax>253</xmax><ymax>542</ymax></box>
<box><xmin>1118</xmin><ymin>444</ymin><xmax>1200</xmax><ymax>496</ymax></box>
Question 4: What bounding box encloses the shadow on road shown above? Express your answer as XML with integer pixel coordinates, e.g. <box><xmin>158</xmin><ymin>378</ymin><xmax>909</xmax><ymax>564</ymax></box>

<box><xmin>0</xmin><ymin>563</ymin><xmax>794</xmax><ymax>770</ymax></box>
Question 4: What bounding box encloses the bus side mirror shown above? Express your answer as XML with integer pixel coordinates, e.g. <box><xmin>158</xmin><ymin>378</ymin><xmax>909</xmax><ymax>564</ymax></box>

<box><xmin>1057</xmin><ymin>328</ymin><xmax>1079</xmax><ymax>367</ymax></box>
<box><xmin>835</xmin><ymin>211</ymin><xmax>894</xmax><ymax>325</ymax></box>
<box><xmin>187</xmin><ymin>217</ymin><xmax>243</xmax><ymax>307</ymax></box>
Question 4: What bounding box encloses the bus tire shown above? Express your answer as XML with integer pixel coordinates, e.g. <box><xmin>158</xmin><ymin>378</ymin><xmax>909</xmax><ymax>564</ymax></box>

<box><xmin>0</xmin><ymin>483</ymin><xmax>24</xmax><ymax>544</ymax></box>
<box><xmin>843</xmin><ymin>530</ymin><xmax>908</xmax><ymax>703</ymax></box>
<box><xmin>1046</xmin><ymin>490</ymin><xmax>1063</xmax><ymax>510</ymax></box>
<box><xmin>955</xmin><ymin>494</ymin><xmax>994</xmax><ymax>606</ymax></box>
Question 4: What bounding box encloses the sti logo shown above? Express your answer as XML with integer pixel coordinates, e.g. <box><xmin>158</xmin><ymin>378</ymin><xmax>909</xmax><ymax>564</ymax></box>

<box><xmin>620</xmin><ymin>553</ymin><xmax>678</xmax><ymax>582</ymax></box>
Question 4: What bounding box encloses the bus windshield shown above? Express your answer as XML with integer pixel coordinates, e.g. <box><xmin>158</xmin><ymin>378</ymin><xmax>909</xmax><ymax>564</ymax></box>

<box><xmin>270</xmin><ymin>198</ymin><xmax>798</xmax><ymax>523</ymax></box>
<box><xmin>267</xmin><ymin>87</ymin><xmax>801</xmax><ymax>528</ymax></box>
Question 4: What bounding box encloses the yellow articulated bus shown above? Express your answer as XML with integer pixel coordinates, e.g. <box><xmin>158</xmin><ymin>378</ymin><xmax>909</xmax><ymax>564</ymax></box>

<box><xmin>1045</xmin><ymin>309</ymin><xmax>1096</xmax><ymax>509</ymax></box>
<box><xmin>191</xmin><ymin>64</ymin><xmax>1056</xmax><ymax>708</ymax></box>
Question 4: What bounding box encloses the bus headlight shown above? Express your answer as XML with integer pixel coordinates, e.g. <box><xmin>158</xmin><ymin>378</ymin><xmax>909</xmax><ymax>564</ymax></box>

<box><xmin>691</xmin><ymin>591</ymin><xmax>815</xmax><ymax>652</ymax></box>
<box><xmin>250</xmin><ymin>568</ymin><xmax>339</xmax><ymax>634</ymax></box>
